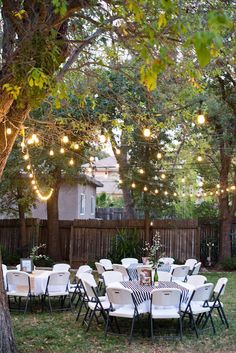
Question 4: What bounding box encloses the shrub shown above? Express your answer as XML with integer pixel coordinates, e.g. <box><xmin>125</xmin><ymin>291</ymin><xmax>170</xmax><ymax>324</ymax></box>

<box><xmin>220</xmin><ymin>257</ymin><xmax>236</xmax><ymax>271</ymax></box>
<box><xmin>108</xmin><ymin>228</ymin><xmax>142</xmax><ymax>263</ymax></box>
<box><xmin>30</xmin><ymin>244</ymin><xmax>54</xmax><ymax>267</ymax></box>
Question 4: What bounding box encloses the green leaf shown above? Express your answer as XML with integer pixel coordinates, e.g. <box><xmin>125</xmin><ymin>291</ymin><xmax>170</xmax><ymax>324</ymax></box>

<box><xmin>194</xmin><ymin>43</ymin><xmax>211</xmax><ymax>67</ymax></box>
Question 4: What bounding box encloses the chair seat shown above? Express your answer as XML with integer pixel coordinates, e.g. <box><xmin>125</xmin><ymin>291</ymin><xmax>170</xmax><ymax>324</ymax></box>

<box><xmin>7</xmin><ymin>290</ymin><xmax>30</xmax><ymax>297</ymax></box>
<box><xmin>182</xmin><ymin>302</ymin><xmax>210</xmax><ymax>315</ymax></box>
<box><xmin>109</xmin><ymin>304</ymin><xmax>146</xmax><ymax>318</ymax></box>
<box><xmin>208</xmin><ymin>301</ymin><xmax>223</xmax><ymax>308</ymax></box>
<box><xmin>152</xmin><ymin>306</ymin><xmax>180</xmax><ymax>319</ymax></box>
<box><xmin>48</xmin><ymin>291</ymin><xmax>69</xmax><ymax>296</ymax></box>
<box><xmin>172</xmin><ymin>276</ymin><xmax>186</xmax><ymax>282</ymax></box>
<box><xmin>88</xmin><ymin>300</ymin><xmax>110</xmax><ymax>311</ymax></box>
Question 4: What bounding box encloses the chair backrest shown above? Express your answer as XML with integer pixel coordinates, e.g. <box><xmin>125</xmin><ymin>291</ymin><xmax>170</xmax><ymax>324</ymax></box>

<box><xmin>52</xmin><ymin>263</ymin><xmax>70</xmax><ymax>272</ymax></box>
<box><xmin>158</xmin><ymin>257</ymin><xmax>175</xmax><ymax>265</ymax></box>
<box><xmin>99</xmin><ymin>259</ymin><xmax>113</xmax><ymax>270</ymax></box>
<box><xmin>95</xmin><ymin>262</ymin><xmax>105</xmax><ymax>275</ymax></box>
<box><xmin>151</xmin><ymin>288</ymin><xmax>182</xmax><ymax>307</ymax></box>
<box><xmin>2</xmin><ymin>264</ymin><xmax>7</xmax><ymax>274</ymax></box>
<box><xmin>46</xmin><ymin>271</ymin><xmax>70</xmax><ymax>293</ymax></box>
<box><xmin>185</xmin><ymin>259</ymin><xmax>197</xmax><ymax>271</ymax></box>
<box><xmin>214</xmin><ymin>277</ymin><xmax>228</xmax><ymax>296</ymax></box>
<box><xmin>186</xmin><ymin>275</ymin><xmax>207</xmax><ymax>287</ymax></box>
<box><xmin>157</xmin><ymin>271</ymin><xmax>171</xmax><ymax>282</ymax></box>
<box><xmin>191</xmin><ymin>262</ymin><xmax>201</xmax><ymax>275</ymax></box>
<box><xmin>121</xmin><ymin>258</ymin><xmax>138</xmax><ymax>266</ymax></box>
<box><xmin>171</xmin><ymin>265</ymin><xmax>189</xmax><ymax>280</ymax></box>
<box><xmin>6</xmin><ymin>270</ymin><xmax>30</xmax><ymax>293</ymax></box>
<box><xmin>76</xmin><ymin>265</ymin><xmax>93</xmax><ymax>278</ymax></box>
<box><xmin>82</xmin><ymin>278</ymin><xmax>97</xmax><ymax>298</ymax></box>
<box><xmin>16</xmin><ymin>264</ymin><xmax>21</xmax><ymax>271</ymax></box>
<box><xmin>112</xmin><ymin>264</ymin><xmax>129</xmax><ymax>280</ymax></box>
<box><xmin>102</xmin><ymin>271</ymin><xmax>123</xmax><ymax>286</ymax></box>
<box><xmin>191</xmin><ymin>283</ymin><xmax>214</xmax><ymax>302</ymax></box>
<box><xmin>106</xmin><ymin>286</ymin><xmax>134</xmax><ymax>306</ymax></box>
<box><xmin>79</xmin><ymin>272</ymin><xmax>97</xmax><ymax>287</ymax></box>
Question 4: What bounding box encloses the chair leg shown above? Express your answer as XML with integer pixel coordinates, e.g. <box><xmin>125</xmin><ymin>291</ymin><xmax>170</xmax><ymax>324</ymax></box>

<box><xmin>129</xmin><ymin>316</ymin><xmax>136</xmax><ymax>344</ymax></box>
<box><xmin>179</xmin><ymin>317</ymin><xmax>183</xmax><ymax>341</ymax></box>
<box><xmin>150</xmin><ymin>316</ymin><xmax>154</xmax><ymax>343</ymax></box>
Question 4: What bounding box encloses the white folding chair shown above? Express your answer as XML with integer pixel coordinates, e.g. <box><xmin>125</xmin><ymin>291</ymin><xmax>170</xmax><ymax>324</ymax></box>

<box><xmin>52</xmin><ymin>263</ymin><xmax>71</xmax><ymax>272</ymax></box>
<box><xmin>150</xmin><ymin>288</ymin><xmax>182</xmax><ymax>341</ymax></box>
<box><xmin>95</xmin><ymin>262</ymin><xmax>106</xmax><ymax>290</ymax></box>
<box><xmin>6</xmin><ymin>270</ymin><xmax>32</xmax><ymax>313</ymax></box>
<box><xmin>80</xmin><ymin>276</ymin><xmax>110</xmax><ymax>331</ymax></box>
<box><xmin>100</xmin><ymin>259</ymin><xmax>113</xmax><ymax>270</ymax></box>
<box><xmin>186</xmin><ymin>275</ymin><xmax>207</xmax><ymax>287</ymax></box>
<box><xmin>156</xmin><ymin>271</ymin><xmax>171</xmax><ymax>282</ymax></box>
<box><xmin>43</xmin><ymin>271</ymin><xmax>71</xmax><ymax>312</ymax></box>
<box><xmin>121</xmin><ymin>258</ymin><xmax>138</xmax><ymax>266</ymax></box>
<box><xmin>191</xmin><ymin>262</ymin><xmax>201</xmax><ymax>275</ymax></box>
<box><xmin>184</xmin><ymin>259</ymin><xmax>197</xmax><ymax>272</ymax></box>
<box><xmin>171</xmin><ymin>265</ymin><xmax>190</xmax><ymax>282</ymax></box>
<box><xmin>205</xmin><ymin>277</ymin><xmax>229</xmax><ymax>328</ymax></box>
<box><xmin>112</xmin><ymin>264</ymin><xmax>130</xmax><ymax>281</ymax></box>
<box><xmin>158</xmin><ymin>257</ymin><xmax>175</xmax><ymax>265</ymax></box>
<box><xmin>105</xmin><ymin>286</ymin><xmax>145</xmax><ymax>343</ymax></box>
<box><xmin>2</xmin><ymin>264</ymin><xmax>7</xmax><ymax>289</ymax></box>
<box><xmin>102</xmin><ymin>271</ymin><xmax>123</xmax><ymax>287</ymax></box>
<box><xmin>181</xmin><ymin>283</ymin><xmax>215</xmax><ymax>337</ymax></box>
<box><xmin>69</xmin><ymin>265</ymin><xmax>93</xmax><ymax>304</ymax></box>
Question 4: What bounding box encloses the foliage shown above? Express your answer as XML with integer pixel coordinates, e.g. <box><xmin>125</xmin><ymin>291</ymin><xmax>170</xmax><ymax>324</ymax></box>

<box><xmin>108</xmin><ymin>228</ymin><xmax>142</xmax><ymax>263</ymax></box>
<box><xmin>30</xmin><ymin>244</ymin><xmax>54</xmax><ymax>267</ymax></box>
<box><xmin>220</xmin><ymin>257</ymin><xmax>236</xmax><ymax>271</ymax></box>
<box><xmin>0</xmin><ymin>246</ymin><xmax>20</xmax><ymax>266</ymax></box>
<box><xmin>96</xmin><ymin>192</ymin><xmax>124</xmax><ymax>208</ymax></box>
<box><xmin>142</xmin><ymin>231</ymin><xmax>163</xmax><ymax>265</ymax></box>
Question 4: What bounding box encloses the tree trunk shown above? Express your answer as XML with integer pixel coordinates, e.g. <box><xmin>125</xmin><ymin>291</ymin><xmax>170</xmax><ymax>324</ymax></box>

<box><xmin>0</xmin><ymin>252</ymin><xmax>18</xmax><ymax>353</ymax></box>
<box><xmin>47</xmin><ymin>181</ymin><xmax>62</xmax><ymax>261</ymax></box>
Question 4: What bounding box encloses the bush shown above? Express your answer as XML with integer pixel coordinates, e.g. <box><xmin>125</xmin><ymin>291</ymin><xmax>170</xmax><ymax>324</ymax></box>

<box><xmin>108</xmin><ymin>228</ymin><xmax>142</xmax><ymax>263</ymax></box>
<box><xmin>220</xmin><ymin>257</ymin><xmax>236</xmax><ymax>271</ymax></box>
<box><xmin>0</xmin><ymin>246</ymin><xmax>20</xmax><ymax>266</ymax></box>
<box><xmin>30</xmin><ymin>244</ymin><xmax>54</xmax><ymax>268</ymax></box>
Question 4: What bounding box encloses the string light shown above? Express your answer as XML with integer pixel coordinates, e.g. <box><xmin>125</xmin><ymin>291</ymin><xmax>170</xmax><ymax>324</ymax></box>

<box><xmin>161</xmin><ymin>173</ymin><xmax>166</xmax><ymax>179</ymax></box>
<box><xmin>116</xmin><ymin>148</ymin><xmax>121</xmax><ymax>155</ymax></box>
<box><xmin>89</xmin><ymin>156</ymin><xmax>94</xmax><ymax>162</ymax></box>
<box><xmin>49</xmin><ymin>149</ymin><xmax>54</xmax><ymax>156</ymax></box>
<box><xmin>197</xmin><ymin>113</ymin><xmax>205</xmax><ymax>124</ymax></box>
<box><xmin>155</xmin><ymin>189</ymin><xmax>159</xmax><ymax>194</ymax></box>
<box><xmin>69</xmin><ymin>158</ymin><xmax>74</xmax><ymax>166</ymax></box>
<box><xmin>74</xmin><ymin>143</ymin><xmax>79</xmax><ymax>150</ymax></box>
<box><xmin>23</xmin><ymin>154</ymin><xmax>29</xmax><ymax>160</ymax></box>
<box><xmin>139</xmin><ymin>168</ymin><xmax>145</xmax><ymax>174</ymax></box>
<box><xmin>164</xmin><ymin>191</ymin><xmax>168</xmax><ymax>195</ymax></box>
<box><xmin>62</xmin><ymin>135</ymin><xmax>69</xmax><ymax>144</ymax></box>
<box><xmin>131</xmin><ymin>182</ymin><xmax>136</xmax><ymax>188</ymax></box>
<box><xmin>31</xmin><ymin>180</ymin><xmax>36</xmax><ymax>185</ymax></box>
<box><xmin>29</xmin><ymin>173</ymin><xmax>33</xmax><ymax>178</ymax></box>
<box><xmin>26</xmin><ymin>164</ymin><xmax>31</xmax><ymax>170</ymax></box>
<box><xmin>197</xmin><ymin>156</ymin><xmax>203</xmax><ymax>162</ymax></box>
<box><xmin>36</xmin><ymin>188</ymin><xmax>54</xmax><ymax>201</ymax></box>
<box><xmin>143</xmin><ymin>185</ymin><xmax>148</xmax><ymax>191</ymax></box>
<box><xmin>157</xmin><ymin>152</ymin><xmax>162</xmax><ymax>160</ymax></box>
<box><xmin>143</xmin><ymin>128</ymin><xmax>151</xmax><ymax>138</ymax></box>
<box><xmin>60</xmin><ymin>147</ymin><xmax>65</xmax><ymax>154</ymax></box>
<box><xmin>181</xmin><ymin>177</ymin><xmax>185</xmax><ymax>183</ymax></box>
<box><xmin>6</xmin><ymin>128</ymin><xmax>12</xmax><ymax>135</ymax></box>
<box><xmin>118</xmin><ymin>179</ymin><xmax>123</xmax><ymax>184</ymax></box>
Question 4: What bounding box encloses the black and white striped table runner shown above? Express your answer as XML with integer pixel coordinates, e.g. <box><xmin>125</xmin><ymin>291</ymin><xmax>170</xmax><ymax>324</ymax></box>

<box><xmin>121</xmin><ymin>280</ymin><xmax>189</xmax><ymax>305</ymax></box>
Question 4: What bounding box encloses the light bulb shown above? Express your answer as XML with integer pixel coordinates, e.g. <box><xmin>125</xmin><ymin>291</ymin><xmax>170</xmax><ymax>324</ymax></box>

<box><xmin>197</xmin><ymin>113</ymin><xmax>205</xmax><ymax>124</ymax></box>
<box><xmin>27</xmin><ymin>138</ymin><xmax>33</xmax><ymax>145</ymax></box>
<box><xmin>216</xmin><ymin>184</ymin><xmax>220</xmax><ymax>189</ymax></box>
<box><xmin>116</xmin><ymin>148</ymin><xmax>121</xmax><ymax>155</ymax></box>
<box><xmin>29</xmin><ymin>173</ymin><xmax>33</xmax><ymax>178</ymax></box>
<box><xmin>164</xmin><ymin>191</ymin><xmax>168</xmax><ymax>195</ymax></box>
<box><xmin>60</xmin><ymin>147</ymin><xmax>65</xmax><ymax>154</ymax></box>
<box><xmin>74</xmin><ymin>143</ymin><xmax>79</xmax><ymax>150</ymax></box>
<box><xmin>26</xmin><ymin>164</ymin><xmax>31</xmax><ymax>170</ymax></box>
<box><xmin>23</xmin><ymin>154</ymin><xmax>29</xmax><ymax>160</ymax></box>
<box><xmin>131</xmin><ymin>182</ymin><xmax>136</xmax><ymax>188</ymax></box>
<box><xmin>31</xmin><ymin>180</ymin><xmax>36</xmax><ymax>185</ymax></box>
<box><xmin>155</xmin><ymin>189</ymin><xmax>159</xmax><ymax>194</ymax></box>
<box><xmin>62</xmin><ymin>135</ymin><xmax>69</xmax><ymax>143</ymax></box>
<box><xmin>139</xmin><ymin>168</ymin><xmax>144</xmax><ymax>174</ymax></box>
<box><xmin>157</xmin><ymin>152</ymin><xmax>162</xmax><ymax>159</ymax></box>
<box><xmin>6</xmin><ymin>128</ymin><xmax>12</xmax><ymax>135</ymax></box>
<box><xmin>143</xmin><ymin>185</ymin><xmax>148</xmax><ymax>192</ymax></box>
<box><xmin>69</xmin><ymin>158</ymin><xmax>74</xmax><ymax>166</ymax></box>
<box><xmin>197</xmin><ymin>156</ymin><xmax>203</xmax><ymax>162</ymax></box>
<box><xmin>89</xmin><ymin>156</ymin><xmax>94</xmax><ymax>162</ymax></box>
<box><xmin>174</xmin><ymin>192</ymin><xmax>177</xmax><ymax>196</ymax></box>
<box><xmin>181</xmin><ymin>177</ymin><xmax>185</xmax><ymax>183</ymax></box>
<box><xmin>231</xmin><ymin>185</ymin><xmax>236</xmax><ymax>190</ymax></box>
<box><xmin>161</xmin><ymin>173</ymin><xmax>166</xmax><ymax>179</ymax></box>
<box><xmin>143</xmin><ymin>128</ymin><xmax>151</xmax><ymax>138</ymax></box>
<box><xmin>118</xmin><ymin>179</ymin><xmax>123</xmax><ymax>184</ymax></box>
<box><xmin>49</xmin><ymin>150</ymin><xmax>54</xmax><ymax>156</ymax></box>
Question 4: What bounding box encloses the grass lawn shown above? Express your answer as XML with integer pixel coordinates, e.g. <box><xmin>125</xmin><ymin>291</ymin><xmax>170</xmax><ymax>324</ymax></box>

<box><xmin>12</xmin><ymin>271</ymin><xmax>236</xmax><ymax>353</ymax></box>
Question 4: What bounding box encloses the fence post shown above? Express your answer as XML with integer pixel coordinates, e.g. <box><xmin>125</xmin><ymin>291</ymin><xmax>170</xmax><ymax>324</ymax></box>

<box><xmin>69</xmin><ymin>222</ymin><xmax>74</xmax><ymax>267</ymax></box>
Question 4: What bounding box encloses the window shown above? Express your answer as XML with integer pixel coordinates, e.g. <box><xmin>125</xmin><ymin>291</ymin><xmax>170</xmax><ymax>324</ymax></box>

<box><xmin>80</xmin><ymin>194</ymin><xmax>86</xmax><ymax>215</ymax></box>
<box><xmin>91</xmin><ymin>196</ymin><xmax>95</xmax><ymax>215</ymax></box>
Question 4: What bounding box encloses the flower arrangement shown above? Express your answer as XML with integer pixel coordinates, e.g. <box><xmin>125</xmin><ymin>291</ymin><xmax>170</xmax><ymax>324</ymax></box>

<box><xmin>142</xmin><ymin>231</ymin><xmax>163</xmax><ymax>267</ymax></box>
<box><xmin>30</xmin><ymin>244</ymin><xmax>54</xmax><ymax>267</ymax></box>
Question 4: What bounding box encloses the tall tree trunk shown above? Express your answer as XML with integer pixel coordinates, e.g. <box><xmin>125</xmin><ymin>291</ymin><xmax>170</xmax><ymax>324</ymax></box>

<box><xmin>113</xmin><ymin>145</ymin><xmax>136</xmax><ymax>219</ymax></box>
<box><xmin>47</xmin><ymin>181</ymin><xmax>62</xmax><ymax>261</ymax></box>
<box><xmin>0</xmin><ymin>252</ymin><xmax>18</xmax><ymax>353</ymax></box>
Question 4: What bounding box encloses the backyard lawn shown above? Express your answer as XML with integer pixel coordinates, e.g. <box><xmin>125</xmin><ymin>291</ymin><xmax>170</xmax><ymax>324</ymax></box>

<box><xmin>12</xmin><ymin>271</ymin><xmax>236</xmax><ymax>353</ymax></box>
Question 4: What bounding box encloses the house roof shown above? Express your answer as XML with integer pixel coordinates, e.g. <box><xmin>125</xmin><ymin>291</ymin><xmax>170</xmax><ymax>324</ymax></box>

<box><xmin>77</xmin><ymin>174</ymin><xmax>103</xmax><ymax>187</ymax></box>
<box><xmin>83</xmin><ymin>155</ymin><xmax>118</xmax><ymax>169</ymax></box>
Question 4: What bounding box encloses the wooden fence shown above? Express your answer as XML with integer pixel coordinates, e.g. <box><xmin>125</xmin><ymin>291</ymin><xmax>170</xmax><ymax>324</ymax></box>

<box><xmin>0</xmin><ymin>217</ymin><xmax>229</xmax><ymax>268</ymax></box>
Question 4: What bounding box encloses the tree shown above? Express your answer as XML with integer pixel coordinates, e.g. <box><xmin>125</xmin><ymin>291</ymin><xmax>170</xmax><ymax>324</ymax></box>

<box><xmin>0</xmin><ymin>1</ymin><xmax>234</xmax><ymax>351</ymax></box>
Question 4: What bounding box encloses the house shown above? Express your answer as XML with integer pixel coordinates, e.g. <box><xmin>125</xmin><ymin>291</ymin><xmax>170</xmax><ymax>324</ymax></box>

<box><xmin>31</xmin><ymin>174</ymin><xmax>103</xmax><ymax>220</ymax></box>
<box><xmin>83</xmin><ymin>156</ymin><xmax>122</xmax><ymax>197</ymax></box>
